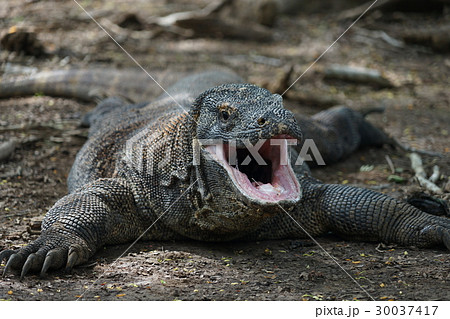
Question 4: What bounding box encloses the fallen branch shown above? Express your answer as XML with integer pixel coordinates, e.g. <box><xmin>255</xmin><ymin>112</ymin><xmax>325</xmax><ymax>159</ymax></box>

<box><xmin>177</xmin><ymin>17</ymin><xmax>272</xmax><ymax>41</ymax></box>
<box><xmin>401</xmin><ymin>27</ymin><xmax>450</xmax><ymax>53</ymax></box>
<box><xmin>155</xmin><ymin>0</ymin><xmax>229</xmax><ymax>26</ymax></box>
<box><xmin>337</xmin><ymin>0</ymin><xmax>392</xmax><ymax>21</ymax></box>
<box><xmin>429</xmin><ymin>165</ymin><xmax>440</xmax><ymax>183</ymax></box>
<box><xmin>285</xmin><ymin>90</ymin><xmax>344</xmax><ymax>107</ymax></box>
<box><xmin>354</xmin><ymin>28</ymin><xmax>405</xmax><ymax>49</ymax></box>
<box><xmin>409</xmin><ymin>152</ymin><xmax>443</xmax><ymax>194</ymax></box>
<box><xmin>99</xmin><ymin>18</ymin><xmax>159</xmax><ymax>41</ymax></box>
<box><xmin>0</xmin><ymin>120</ymin><xmax>81</xmax><ymax>132</ymax></box>
<box><xmin>150</xmin><ymin>0</ymin><xmax>272</xmax><ymax>41</ymax></box>
<box><xmin>323</xmin><ymin>64</ymin><xmax>395</xmax><ymax>88</ymax></box>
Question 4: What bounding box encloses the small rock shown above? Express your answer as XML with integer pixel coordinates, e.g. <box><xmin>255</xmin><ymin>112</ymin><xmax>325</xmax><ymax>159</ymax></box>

<box><xmin>27</xmin><ymin>216</ymin><xmax>44</xmax><ymax>235</ymax></box>
<box><xmin>0</xmin><ymin>140</ymin><xmax>17</xmax><ymax>162</ymax></box>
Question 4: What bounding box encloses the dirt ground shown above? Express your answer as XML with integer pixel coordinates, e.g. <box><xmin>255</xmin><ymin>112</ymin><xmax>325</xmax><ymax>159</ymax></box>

<box><xmin>0</xmin><ymin>0</ymin><xmax>449</xmax><ymax>301</ymax></box>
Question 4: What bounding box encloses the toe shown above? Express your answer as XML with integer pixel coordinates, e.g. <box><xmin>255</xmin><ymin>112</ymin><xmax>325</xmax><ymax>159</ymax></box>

<box><xmin>41</xmin><ymin>248</ymin><xmax>67</xmax><ymax>277</ymax></box>
<box><xmin>66</xmin><ymin>248</ymin><xmax>79</xmax><ymax>272</ymax></box>
<box><xmin>3</xmin><ymin>253</ymin><xmax>25</xmax><ymax>277</ymax></box>
<box><xmin>21</xmin><ymin>253</ymin><xmax>44</xmax><ymax>279</ymax></box>
<box><xmin>0</xmin><ymin>249</ymin><xmax>16</xmax><ymax>263</ymax></box>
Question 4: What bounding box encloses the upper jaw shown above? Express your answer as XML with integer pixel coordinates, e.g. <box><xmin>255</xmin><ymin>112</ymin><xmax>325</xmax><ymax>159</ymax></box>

<box><xmin>203</xmin><ymin>135</ymin><xmax>302</xmax><ymax>205</ymax></box>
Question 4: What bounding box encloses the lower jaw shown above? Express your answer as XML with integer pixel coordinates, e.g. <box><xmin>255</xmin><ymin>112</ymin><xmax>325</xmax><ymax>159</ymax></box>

<box><xmin>228</xmin><ymin>164</ymin><xmax>300</xmax><ymax>204</ymax></box>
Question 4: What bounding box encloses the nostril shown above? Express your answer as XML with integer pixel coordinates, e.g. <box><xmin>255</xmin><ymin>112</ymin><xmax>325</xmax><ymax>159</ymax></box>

<box><xmin>257</xmin><ymin>117</ymin><xmax>267</xmax><ymax>126</ymax></box>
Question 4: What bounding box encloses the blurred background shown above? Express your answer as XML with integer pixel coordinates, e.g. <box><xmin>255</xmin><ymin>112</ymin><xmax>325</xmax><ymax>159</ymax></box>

<box><xmin>0</xmin><ymin>0</ymin><xmax>449</xmax><ymax>301</ymax></box>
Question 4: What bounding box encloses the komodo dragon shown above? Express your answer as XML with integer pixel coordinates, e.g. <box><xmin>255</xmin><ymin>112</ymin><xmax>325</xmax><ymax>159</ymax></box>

<box><xmin>0</xmin><ymin>69</ymin><xmax>449</xmax><ymax>279</ymax></box>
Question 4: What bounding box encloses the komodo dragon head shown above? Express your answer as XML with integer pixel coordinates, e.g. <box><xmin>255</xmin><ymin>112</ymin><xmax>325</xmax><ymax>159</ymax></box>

<box><xmin>186</xmin><ymin>83</ymin><xmax>303</xmax><ymax>236</ymax></box>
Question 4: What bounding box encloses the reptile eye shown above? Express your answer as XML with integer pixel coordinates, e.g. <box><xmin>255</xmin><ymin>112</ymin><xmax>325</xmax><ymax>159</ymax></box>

<box><xmin>221</xmin><ymin>110</ymin><xmax>230</xmax><ymax>121</ymax></box>
<box><xmin>218</xmin><ymin>103</ymin><xmax>234</xmax><ymax>122</ymax></box>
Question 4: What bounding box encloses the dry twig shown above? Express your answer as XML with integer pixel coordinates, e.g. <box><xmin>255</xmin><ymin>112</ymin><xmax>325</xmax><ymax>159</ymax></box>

<box><xmin>385</xmin><ymin>155</ymin><xmax>395</xmax><ymax>174</ymax></box>
<box><xmin>409</xmin><ymin>153</ymin><xmax>443</xmax><ymax>194</ymax></box>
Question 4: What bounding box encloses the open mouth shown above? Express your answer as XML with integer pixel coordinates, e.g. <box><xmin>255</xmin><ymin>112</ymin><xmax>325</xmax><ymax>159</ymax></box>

<box><xmin>204</xmin><ymin>135</ymin><xmax>301</xmax><ymax>203</ymax></box>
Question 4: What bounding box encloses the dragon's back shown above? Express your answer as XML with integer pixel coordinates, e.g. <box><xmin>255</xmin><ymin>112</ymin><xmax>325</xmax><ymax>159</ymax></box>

<box><xmin>67</xmin><ymin>69</ymin><xmax>244</xmax><ymax>192</ymax></box>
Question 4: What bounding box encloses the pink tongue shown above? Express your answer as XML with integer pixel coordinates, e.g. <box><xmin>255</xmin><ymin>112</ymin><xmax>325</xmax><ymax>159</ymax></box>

<box><xmin>252</xmin><ymin>181</ymin><xmax>282</xmax><ymax>196</ymax></box>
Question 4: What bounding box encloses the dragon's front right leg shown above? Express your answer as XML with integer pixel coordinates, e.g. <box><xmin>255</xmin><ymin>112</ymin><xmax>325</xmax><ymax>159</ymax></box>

<box><xmin>0</xmin><ymin>178</ymin><xmax>145</xmax><ymax>278</ymax></box>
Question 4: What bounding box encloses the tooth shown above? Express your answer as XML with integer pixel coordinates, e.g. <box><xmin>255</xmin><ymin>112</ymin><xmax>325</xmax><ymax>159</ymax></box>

<box><xmin>215</xmin><ymin>144</ymin><xmax>225</xmax><ymax>161</ymax></box>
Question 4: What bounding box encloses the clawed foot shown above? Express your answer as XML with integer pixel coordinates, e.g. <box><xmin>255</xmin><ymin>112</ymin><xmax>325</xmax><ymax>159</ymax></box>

<box><xmin>411</xmin><ymin>195</ymin><xmax>450</xmax><ymax>250</ymax></box>
<box><xmin>0</xmin><ymin>231</ymin><xmax>92</xmax><ymax>279</ymax></box>
<box><xmin>407</xmin><ymin>192</ymin><xmax>449</xmax><ymax>217</ymax></box>
<box><xmin>419</xmin><ymin>223</ymin><xmax>450</xmax><ymax>251</ymax></box>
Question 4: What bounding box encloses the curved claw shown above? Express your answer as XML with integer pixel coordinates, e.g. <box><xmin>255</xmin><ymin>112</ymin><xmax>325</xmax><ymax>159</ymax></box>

<box><xmin>41</xmin><ymin>249</ymin><xmax>67</xmax><ymax>277</ymax></box>
<box><xmin>0</xmin><ymin>249</ymin><xmax>16</xmax><ymax>263</ymax></box>
<box><xmin>20</xmin><ymin>253</ymin><xmax>44</xmax><ymax>279</ymax></box>
<box><xmin>3</xmin><ymin>253</ymin><xmax>25</xmax><ymax>277</ymax></box>
<box><xmin>41</xmin><ymin>253</ymin><xmax>54</xmax><ymax>277</ymax></box>
<box><xmin>21</xmin><ymin>254</ymin><xmax>35</xmax><ymax>279</ymax></box>
<box><xmin>66</xmin><ymin>248</ymin><xmax>79</xmax><ymax>272</ymax></box>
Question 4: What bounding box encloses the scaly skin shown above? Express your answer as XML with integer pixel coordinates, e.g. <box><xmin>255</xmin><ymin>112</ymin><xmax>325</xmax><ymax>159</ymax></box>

<box><xmin>0</xmin><ymin>70</ymin><xmax>448</xmax><ymax>278</ymax></box>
